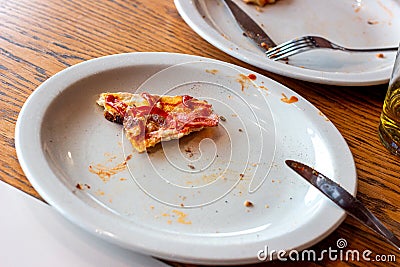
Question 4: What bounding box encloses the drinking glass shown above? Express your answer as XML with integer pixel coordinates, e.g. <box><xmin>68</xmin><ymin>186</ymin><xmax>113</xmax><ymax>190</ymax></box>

<box><xmin>378</xmin><ymin>44</ymin><xmax>400</xmax><ymax>156</ymax></box>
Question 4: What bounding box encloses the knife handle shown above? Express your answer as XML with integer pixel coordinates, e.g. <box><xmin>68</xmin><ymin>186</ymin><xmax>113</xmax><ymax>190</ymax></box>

<box><xmin>350</xmin><ymin>199</ymin><xmax>400</xmax><ymax>250</ymax></box>
<box><xmin>310</xmin><ymin>168</ymin><xmax>400</xmax><ymax>251</ymax></box>
<box><xmin>285</xmin><ymin>160</ymin><xmax>400</xmax><ymax>251</ymax></box>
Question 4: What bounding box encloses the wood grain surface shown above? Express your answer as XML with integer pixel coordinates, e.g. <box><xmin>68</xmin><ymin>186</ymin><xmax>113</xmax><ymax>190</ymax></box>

<box><xmin>1</xmin><ymin>0</ymin><xmax>399</xmax><ymax>266</ymax></box>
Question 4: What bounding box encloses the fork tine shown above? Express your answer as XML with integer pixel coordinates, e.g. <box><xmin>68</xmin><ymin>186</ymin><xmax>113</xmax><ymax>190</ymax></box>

<box><xmin>267</xmin><ymin>41</ymin><xmax>312</xmax><ymax>60</ymax></box>
<box><xmin>264</xmin><ymin>42</ymin><xmax>291</xmax><ymax>57</ymax></box>
<box><xmin>269</xmin><ymin>43</ymin><xmax>310</xmax><ymax>58</ymax></box>
<box><xmin>265</xmin><ymin>40</ymin><xmax>296</xmax><ymax>57</ymax></box>
<box><xmin>267</xmin><ymin>42</ymin><xmax>309</xmax><ymax>58</ymax></box>
<box><xmin>268</xmin><ymin>40</ymin><xmax>309</xmax><ymax>55</ymax></box>
<box><xmin>265</xmin><ymin>38</ymin><xmax>304</xmax><ymax>57</ymax></box>
<box><xmin>271</xmin><ymin>46</ymin><xmax>314</xmax><ymax>61</ymax></box>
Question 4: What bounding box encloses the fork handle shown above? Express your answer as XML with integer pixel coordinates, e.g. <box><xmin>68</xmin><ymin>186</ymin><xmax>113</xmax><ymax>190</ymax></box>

<box><xmin>337</xmin><ymin>46</ymin><xmax>398</xmax><ymax>53</ymax></box>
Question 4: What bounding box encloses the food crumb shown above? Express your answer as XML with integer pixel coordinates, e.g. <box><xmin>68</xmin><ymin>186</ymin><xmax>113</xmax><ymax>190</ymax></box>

<box><xmin>104</xmin><ymin>152</ymin><xmax>117</xmax><ymax>162</ymax></box>
<box><xmin>206</xmin><ymin>69</ymin><xmax>219</xmax><ymax>75</ymax></box>
<box><xmin>367</xmin><ymin>20</ymin><xmax>379</xmax><ymax>25</ymax></box>
<box><xmin>376</xmin><ymin>53</ymin><xmax>385</xmax><ymax>58</ymax></box>
<box><xmin>184</xmin><ymin>147</ymin><xmax>194</xmax><ymax>158</ymax></box>
<box><xmin>281</xmin><ymin>93</ymin><xmax>299</xmax><ymax>104</ymax></box>
<box><xmin>319</xmin><ymin>111</ymin><xmax>330</xmax><ymax>121</ymax></box>
<box><xmin>150</xmin><ymin>205</ymin><xmax>155</xmax><ymax>210</ymax></box>
<box><xmin>219</xmin><ymin>115</ymin><xmax>227</xmax><ymax>122</ymax></box>
<box><xmin>261</xmin><ymin>42</ymin><xmax>269</xmax><ymax>49</ymax></box>
<box><xmin>239</xmin><ymin>173</ymin><xmax>245</xmax><ymax>180</ymax></box>
<box><xmin>188</xmin><ymin>164</ymin><xmax>195</xmax><ymax>170</ymax></box>
<box><xmin>265</xmin><ymin>204</ymin><xmax>270</xmax><ymax>208</ymax></box>
<box><xmin>244</xmin><ymin>200</ymin><xmax>254</xmax><ymax>207</ymax></box>
<box><xmin>238</xmin><ymin>128</ymin><xmax>243</xmax><ymax>132</ymax></box>
<box><xmin>75</xmin><ymin>183</ymin><xmax>90</xmax><ymax>190</ymax></box>
<box><xmin>96</xmin><ymin>190</ymin><xmax>105</xmax><ymax>196</ymax></box>
<box><xmin>172</xmin><ymin>210</ymin><xmax>192</xmax><ymax>225</ymax></box>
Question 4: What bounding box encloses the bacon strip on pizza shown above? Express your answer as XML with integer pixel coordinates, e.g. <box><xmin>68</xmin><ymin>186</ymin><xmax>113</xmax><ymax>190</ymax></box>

<box><xmin>97</xmin><ymin>92</ymin><xmax>219</xmax><ymax>152</ymax></box>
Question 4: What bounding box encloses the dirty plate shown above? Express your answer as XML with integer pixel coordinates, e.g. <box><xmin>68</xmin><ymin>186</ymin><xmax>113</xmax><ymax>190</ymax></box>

<box><xmin>175</xmin><ymin>0</ymin><xmax>400</xmax><ymax>85</ymax></box>
<box><xmin>15</xmin><ymin>52</ymin><xmax>356</xmax><ymax>264</ymax></box>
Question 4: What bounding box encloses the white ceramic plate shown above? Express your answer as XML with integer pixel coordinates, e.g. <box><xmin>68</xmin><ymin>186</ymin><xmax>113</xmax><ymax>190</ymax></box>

<box><xmin>16</xmin><ymin>52</ymin><xmax>357</xmax><ymax>265</ymax></box>
<box><xmin>175</xmin><ymin>0</ymin><xmax>400</xmax><ymax>86</ymax></box>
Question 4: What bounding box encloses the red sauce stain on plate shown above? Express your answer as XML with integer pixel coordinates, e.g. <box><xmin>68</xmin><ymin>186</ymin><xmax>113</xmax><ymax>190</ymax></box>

<box><xmin>88</xmin><ymin>154</ymin><xmax>132</xmax><ymax>182</ymax></box>
<box><xmin>247</xmin><ymin>73</ymin><xmax>257</xmax><ymax>80</ymax></box>
<box><xmin>237</xmin><ymin>73</ymin><xmax>257</xmax><ymax>91</ymax></box>
<box><xmin>281</xmin><ymin>93</ymin><xmax>299</xmax><ymax>104</ymax></box>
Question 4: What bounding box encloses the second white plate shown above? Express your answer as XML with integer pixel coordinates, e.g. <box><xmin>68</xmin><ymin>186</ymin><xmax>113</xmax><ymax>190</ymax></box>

<box><xmin>175</xmin><ymin>0</ymin><xmax>400</xmax><ymax>85</ymax></box>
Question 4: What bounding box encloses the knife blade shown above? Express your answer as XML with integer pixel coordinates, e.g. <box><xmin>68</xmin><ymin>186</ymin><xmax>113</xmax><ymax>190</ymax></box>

<box><xmin>222</xmin><ymin>0</ymin><xmax>276</xmax><ymax>50</ymax></box>
<box><xmin>285</xmin><ymin>160</ymin><xmax>400</xmax><ymax>251</ymax></box>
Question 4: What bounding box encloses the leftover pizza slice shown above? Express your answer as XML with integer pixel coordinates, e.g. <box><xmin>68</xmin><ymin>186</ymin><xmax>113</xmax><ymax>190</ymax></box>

<box><xmin>97</xmin><ymin>92</ymin><xmax>219</xmax><ymax>152</ymax></box>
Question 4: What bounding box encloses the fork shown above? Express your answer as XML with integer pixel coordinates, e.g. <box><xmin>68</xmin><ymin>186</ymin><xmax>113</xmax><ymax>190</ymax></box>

<box><xmin>265</xmin><ymin>35</ymin><xmax>398</xmax><ymax>61</ymax></box>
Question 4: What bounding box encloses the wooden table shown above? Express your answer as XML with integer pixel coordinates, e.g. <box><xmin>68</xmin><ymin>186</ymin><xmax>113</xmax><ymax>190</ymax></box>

<box><xmin>1</xmin><ymin>0</ymin><xmax>399</xmax><ymax>266</ymax></box>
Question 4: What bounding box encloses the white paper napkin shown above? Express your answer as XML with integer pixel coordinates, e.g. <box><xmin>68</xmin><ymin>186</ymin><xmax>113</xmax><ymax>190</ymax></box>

<box><xmin>0</xmin><ymin>180</ymin><xmax>168</xmax><ymax>267</ymax></box>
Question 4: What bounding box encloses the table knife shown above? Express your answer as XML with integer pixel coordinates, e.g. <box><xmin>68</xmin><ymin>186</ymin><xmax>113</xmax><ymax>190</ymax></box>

<box><xmin>285</xmin><ymin>160</ymin><xmax>400</xmax><ymax>251</ymax></box>
<box><xmin>222</xmin><ymin>0</ymin><xmax>276</xmax><ymax>49</ymax></box>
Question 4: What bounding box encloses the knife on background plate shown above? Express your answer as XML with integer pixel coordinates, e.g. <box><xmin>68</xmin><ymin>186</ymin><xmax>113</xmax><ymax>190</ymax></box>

<box><xmin>285</xmin><ymin>160</ymin><xmax>400</xmax><ymax>251</ymax></box>
<box><xmin>222</xmin><ymin>0</ymin><xmax>276</xmax><ymax>50</ymax></box>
